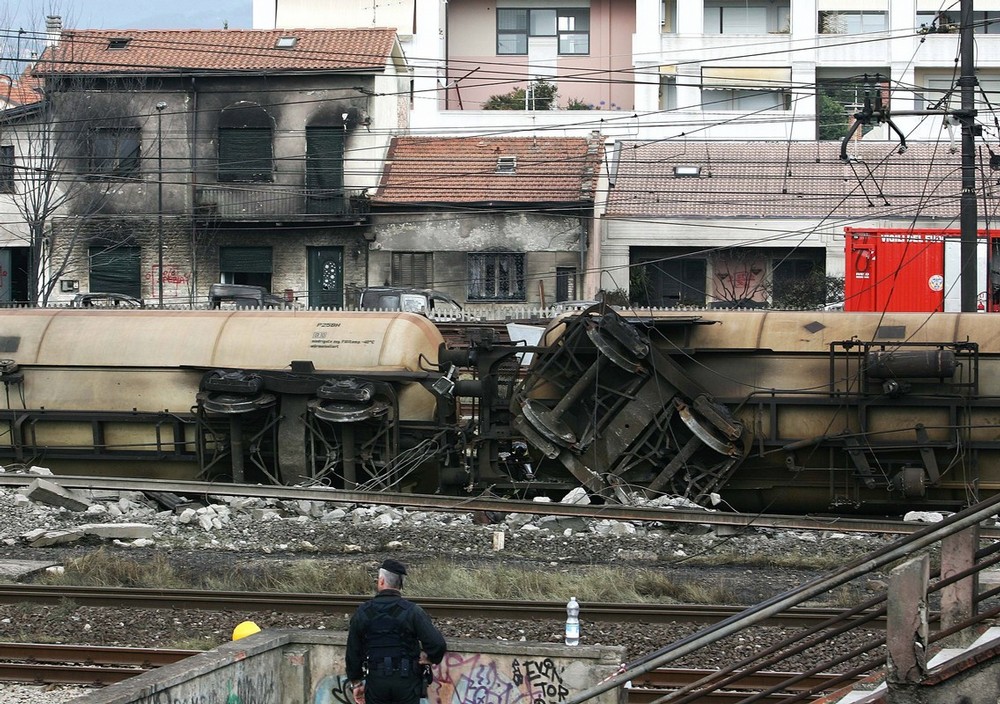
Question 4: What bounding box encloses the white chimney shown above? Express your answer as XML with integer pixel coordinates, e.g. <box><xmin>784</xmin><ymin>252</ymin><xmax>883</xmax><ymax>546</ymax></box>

<box><xmin>45</xmin><ymin>15</ymin><xmax>62</xmax><ymax>48</ymax></box>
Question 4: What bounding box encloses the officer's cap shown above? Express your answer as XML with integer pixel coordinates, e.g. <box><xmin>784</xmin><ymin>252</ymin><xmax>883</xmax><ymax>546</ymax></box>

<box><xmin>381</xmin><ymin>558</ymin><xmax>408</xmax><ymax>576</ymax></box>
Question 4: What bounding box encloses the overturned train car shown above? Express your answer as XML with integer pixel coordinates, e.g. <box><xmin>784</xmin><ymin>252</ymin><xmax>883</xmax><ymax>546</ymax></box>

<box><xmin>0</xmin><ymin>306</ymin><xmax>996</xmax><ymax>513</ymax></box>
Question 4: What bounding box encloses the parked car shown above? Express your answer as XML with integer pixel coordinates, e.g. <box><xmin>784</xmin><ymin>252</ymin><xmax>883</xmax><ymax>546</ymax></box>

<box><xmin>71</xmin><ymin>292</ymin><xmax>146</xmax><ymax>308</ymax></box>
<box><xmin>358</xmin><ymin>287</ymin><xmax>462</xmax><ymax>315</ymax></box>
<box><xmin>208</xmin><ymin>284</ymin><xmax>290</xmax><ymax>309</ymax></box>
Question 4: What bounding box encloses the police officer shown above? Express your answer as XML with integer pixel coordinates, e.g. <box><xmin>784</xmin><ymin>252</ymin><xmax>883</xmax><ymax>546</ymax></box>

<box><xmin>346</xmin><ymin>559</ymin><xmax>447</xmax><ymax>704</ymax></box>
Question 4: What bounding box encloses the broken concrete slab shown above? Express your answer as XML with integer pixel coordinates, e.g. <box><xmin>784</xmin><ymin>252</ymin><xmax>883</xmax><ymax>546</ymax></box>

<box><xmin>24</xmin><ymin>478</ymin><xmax>91</xmax><ymax>512</ymax></box>
<box><xmin>79</xmin><ymin>523</ymin><xmax>157</xmax><ymax>540</ymax></box>
<box><xmin>0</xmin><ymin>559</ymin><xmax>59</xmax><ymax>579</ymax></box>
<box><xmin>26</xmin><ymin>528</ymin><xmax>85</xmax><ymax>547</ymax></box>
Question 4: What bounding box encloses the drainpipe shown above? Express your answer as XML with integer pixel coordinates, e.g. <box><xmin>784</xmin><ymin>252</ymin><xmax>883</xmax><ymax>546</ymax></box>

<box><xmin>189</xmin><ymin>76</ymin><xmax>199</xmax><ymax>306</ymax></box>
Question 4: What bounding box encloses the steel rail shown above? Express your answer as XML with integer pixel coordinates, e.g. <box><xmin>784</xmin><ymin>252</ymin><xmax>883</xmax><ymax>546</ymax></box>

<box><xmin>632</xmin><ymin>668</ymin><xmax>858</xmax><ymax>692</ymax></box>
<box><xmin>0</xmin><ymin>642</ymin><xmax>193</xmax><ymax>667</ymax></box>
<box><xmin>0</xmin><ymin>585</ymin><xmax>887</xmax><ymax>627</ymax></box>
<box><xmin>1</xmin><ymin>473</ymin><xmax>992</xmax><ymax>537</ymax></box>
<box><xmin>0</xmin><ymin>662</ymin><xmax>146</xmax><ymax>686</ymax></box>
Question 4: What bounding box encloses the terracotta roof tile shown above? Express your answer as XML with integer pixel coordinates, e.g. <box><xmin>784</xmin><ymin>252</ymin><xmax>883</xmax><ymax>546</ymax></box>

<box><xmin>605</xmin><ymin>141</ymin><xmax>968</xmax><ymax>220</ymax></box>
<box><xmin>33</xmin><ymin>28</ymin><xmax>398</xmax><ymax>74</ymax></box>
<box><xmin>1</xmin><ymin>72</ymin><xmax>43</xmax><ymax>107</ymax></box>
<box><xmin>372</xmin><ymin>136</ymin><xmax>604</xmax><ymax>204</ymax></box>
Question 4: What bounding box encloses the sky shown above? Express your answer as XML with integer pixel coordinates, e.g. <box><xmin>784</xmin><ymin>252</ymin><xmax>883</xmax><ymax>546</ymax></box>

<box><xmin>3</xmin><ymin>0</ymin><xmax>253</xmax><ymax>32</ymax></box>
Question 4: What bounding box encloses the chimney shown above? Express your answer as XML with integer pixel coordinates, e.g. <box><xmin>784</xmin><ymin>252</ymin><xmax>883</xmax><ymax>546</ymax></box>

<box><xmin>45</xmin><ymin>15</ymin><xmax>62</xmax><ymax>48</ymax></box>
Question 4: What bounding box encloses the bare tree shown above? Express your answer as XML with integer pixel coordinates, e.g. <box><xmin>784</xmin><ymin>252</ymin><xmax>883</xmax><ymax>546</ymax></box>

<box><xmin>1</xmin><ymin>19</ymin><xmax>159</xmax><ymax>304</ymax></box>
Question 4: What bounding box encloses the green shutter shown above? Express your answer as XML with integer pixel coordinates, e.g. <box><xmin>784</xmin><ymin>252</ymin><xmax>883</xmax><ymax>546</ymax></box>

<box><xmin>89</xmin><ymin>247</ymin><xmax>141</xmax><ymax>296</ymax></box>
<box><xmin>219</xmin><ymin>247</ymin><xmax>273</xmax><ymax>274</ymax></box>
<box><xmin>218</xmin><ymin>128</ymin><xmax>273</xmax><ymax>182</ymax></box>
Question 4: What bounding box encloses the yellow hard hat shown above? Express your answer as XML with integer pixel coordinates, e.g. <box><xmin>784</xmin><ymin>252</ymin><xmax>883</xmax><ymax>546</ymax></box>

<box><xmin>232</xmin><ymin>620</ymin><xmax>262</xmax><ymax>641</ymax></box>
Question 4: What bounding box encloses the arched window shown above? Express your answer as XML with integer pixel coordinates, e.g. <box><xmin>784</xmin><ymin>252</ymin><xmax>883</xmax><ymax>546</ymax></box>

<box><xmin>218</xmin><ymin>103</ymin><xmax>273</xmax><ymax>182</ymax></box>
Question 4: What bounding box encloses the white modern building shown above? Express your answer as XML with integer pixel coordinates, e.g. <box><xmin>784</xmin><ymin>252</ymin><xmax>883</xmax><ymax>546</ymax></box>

<box><xmin>251</xmin><ymin>0</ymin><xmax>1000</xmax><ymax>143</ymax></box>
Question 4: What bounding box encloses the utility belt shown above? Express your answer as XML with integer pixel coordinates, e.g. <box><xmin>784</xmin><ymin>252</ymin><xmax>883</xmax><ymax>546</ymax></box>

<box><xmin>368</xmin><ymin>657</ymin><xmax>418</xmax><ymax>676</ymax></box>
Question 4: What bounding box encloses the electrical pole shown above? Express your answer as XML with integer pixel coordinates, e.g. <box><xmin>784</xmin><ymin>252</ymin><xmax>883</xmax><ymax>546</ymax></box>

<box><xmin>959</xmin><ymin>0</ymin><xmax>979</xmax><ymax>312</ymax></box>
<box><xmin>156</xmin><ymin>101</ymin><xmax>167</xmax><ymax>309</ymax></box>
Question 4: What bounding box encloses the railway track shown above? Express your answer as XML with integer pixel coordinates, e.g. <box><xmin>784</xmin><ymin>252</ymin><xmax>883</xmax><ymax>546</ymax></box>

<box><xmin>0</xmin><ymin>642</ymin><xmax>859</xmax><ymax>702</ymax></box>
<box><xmin>0</xmin><ymin>584</ymin><xmax>887</xmax><ymax>628</ymax></box>
<box><xmin>2</xmin><ymin>473</ymin><xmax>992</xmax><ymax>538</ymax></box>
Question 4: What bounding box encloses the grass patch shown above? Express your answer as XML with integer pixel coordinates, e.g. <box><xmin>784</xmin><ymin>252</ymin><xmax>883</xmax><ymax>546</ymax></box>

<box><xmin>29</xmin><ymin>552</ymin><xmax>735</xmax><ymax>604</ymax></box>
<box><xmin>683</xmin><ymin>549</ymin><xmax>848</xmax><ymax>571</ymax></box>
<box><xmin>35</xmin><ymin>549</ymin><xmax>187</xmax><ymax>589</ymax></box>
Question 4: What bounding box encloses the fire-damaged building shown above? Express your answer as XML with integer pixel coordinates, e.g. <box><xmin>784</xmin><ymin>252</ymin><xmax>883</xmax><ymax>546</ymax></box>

<box><xmin>25</xmin><ymin>24</ymin><xmax>408</xmax><ymax>307</ymax></box>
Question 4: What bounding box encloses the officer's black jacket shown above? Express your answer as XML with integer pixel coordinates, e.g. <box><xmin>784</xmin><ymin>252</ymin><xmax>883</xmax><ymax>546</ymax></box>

<box><xmin>345</xmin><ymin>589</ymin><xmax>447</xmax><ymax>682</ymax></box>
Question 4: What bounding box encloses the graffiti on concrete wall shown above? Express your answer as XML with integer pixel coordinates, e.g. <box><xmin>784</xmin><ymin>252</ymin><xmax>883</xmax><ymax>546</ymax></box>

<box><xmin>139</xmin><ymin>669</ymin><xmax>277</xmax><ymax>704</ymax></box>
<box><xmin>313</xmin><ymin>654</ymin><xmax>570</xmax><ymax>704</ymax></box>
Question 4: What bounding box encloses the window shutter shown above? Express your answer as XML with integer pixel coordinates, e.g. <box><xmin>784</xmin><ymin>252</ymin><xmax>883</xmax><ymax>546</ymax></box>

<box><xmin>89</xmin><ymin>246</ymin><xmax>141</xmax><ymax>296</ymax></box>
<box><xmin>218</xmin><ymin>128</ymin><xmax>273</xmax><ymax>182</ymax></box>
<box><xmin>219</xmin><ymin>247</ymin><xmax>273</xmax><ymax>274</ymax></box>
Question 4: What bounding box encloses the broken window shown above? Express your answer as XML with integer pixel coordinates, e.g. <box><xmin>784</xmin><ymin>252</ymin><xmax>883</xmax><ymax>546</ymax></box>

<box><xmin>468</xmin><ymin>252</ymin><xmax>525</xmax><ymax>301</ymax></box>
<box><xmin>89</xmin><ymin>127</ymin><xmax>140</xmax><ymax>177</ymax></box>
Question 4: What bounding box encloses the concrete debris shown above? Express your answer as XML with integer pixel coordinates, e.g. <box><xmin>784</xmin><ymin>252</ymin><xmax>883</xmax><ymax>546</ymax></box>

<box><xmin>23</xmin><ymin>478</ymin><xmax>91</xmax><ymax>512</ymax></box>
<box><xmin>560</xmin><ymin>487</ymin><xmax>590</xmax><ymax>505</ymax></box>
<box><xmin>904</xmin><ymin>511</ymin><xmax>950</xmax><ymax>523</ymax></box>
<box><xmin>22</xmin><ymin>522</ymin><xmax>157</xmax><ymax>547</ymax></box>
<box><xmin>0</xmin><ymin>479</ymin><xmax>893</xmax><ymax>567</ymax></box>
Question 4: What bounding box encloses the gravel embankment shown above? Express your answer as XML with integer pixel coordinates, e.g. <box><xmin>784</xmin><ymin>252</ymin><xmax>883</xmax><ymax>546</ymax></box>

<box><xmin>0</xmin><ymin>476</ymin><xmax>909</xmax><ymax>703</ymax></box>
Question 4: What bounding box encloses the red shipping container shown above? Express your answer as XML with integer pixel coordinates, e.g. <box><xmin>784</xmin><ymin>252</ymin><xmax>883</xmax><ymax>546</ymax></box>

<box><xmin>844</xmin><ymin>228</ymin><xmax>993</xmax><ymax>313</ymax></box>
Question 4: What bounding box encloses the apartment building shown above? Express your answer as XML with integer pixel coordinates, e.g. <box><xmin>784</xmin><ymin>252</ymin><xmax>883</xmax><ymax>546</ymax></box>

<box><xmin>248</xmin><ymin>0</ymin><xmax>997</xmax><ymax>307</ymax></box>
<box><xmin>252</xmin><ymin>0</ymin><xmax>1000</xmax><ymax>142</ymax></box>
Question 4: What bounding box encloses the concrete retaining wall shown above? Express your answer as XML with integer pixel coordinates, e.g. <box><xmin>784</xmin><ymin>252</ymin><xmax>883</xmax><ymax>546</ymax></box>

<box><xmin>69</xmin><ymin>631</ymin><xmax>628</xmax><ymax>704</ymax></box>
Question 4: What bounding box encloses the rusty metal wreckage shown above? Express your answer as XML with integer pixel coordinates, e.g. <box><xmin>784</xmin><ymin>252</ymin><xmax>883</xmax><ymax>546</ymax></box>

<box><xmin>0</xmin><ymin>301</ymin><xmax>995</xmax><ymax>516</ymax></box>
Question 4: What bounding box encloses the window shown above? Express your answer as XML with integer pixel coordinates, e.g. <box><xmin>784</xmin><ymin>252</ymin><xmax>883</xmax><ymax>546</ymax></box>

<box><xmin>89</xmin><ymin>127</ymin><xmax>140</xmax><ymax>177</ymax></box>
<box><xmin>771</xmin><ymin>257</ymin><xmax>825</xmax><ymax>308</ymax></box>
<box><xmin>391</xmin><ymin>252</ymin><xmax>432</xmax><ymax>288</ymax></box>
<box><xmin>0</xmin><ymin>145</ymin><xmax>13</xmax><ymax>193</ymax></box>
<box><xmin>468</xmin><ymin>252</ymin><xmax>525</xmax><ymax>301</ymax></box>
<box><xmin>661</xmin><ymin>0</ymin><xmax>676</xmax><ymax>32</ymax></box>
<box><xmin>638</xmin><ymin>258</ymin><xmax>706</xmax><ymax>307</ymax></box>
<box><xmin>917</xmin><ymin>11</ymin><xmax>1000</xmax><ymax>34</ymax></box>
<box><xmin>819</xmin><ymin>11</ymin><xmax>887</xmax><ymax>34</ymax></box>
<box><xmin>817</xmin><ymin>75</ymin><xmax>889</xmax><ymax>139</ymax></box>
<box><xmin>557</xmin><ymin>10</ymin><xmax>589</xmax><ymax>54</ymax></box>
<box><xmin>701</xmin><ymin>67</ymin><xmax>792</xmax><ymax>111</ymax></box>
<box><xmin>497</xmin><ymin>8</ymin><xmax>589</xmax><ymax>55</ymax></box>
<box><xmin>702</xmin><ymin>88</ymin><xmax>788</xmax><ymax>111</ymax></box>
<box><xmin>705</xmin><ymin>5</ymin><xmax>768</xmax><ymax>34</ymax></box>
<box><xmin>305</xmin><ymin>125</ymin><xmax>346</xmax><ymax>214</ymax></box>
<box><xmin>660</xmin><ymin>75</ymin><xmax>677</xmax><ymax>110</ymax></box>
<box><xmin>916</xmin><ymin>74</ymin><xmax>1000</xmax><ymax>112</ymax></box>
<box><xmin>88</xmin><ymin>246</ymin><xmax>141</xmax><ymax>298</ymax></box>
<box><xmin>496</xmin><ymin>156</ymin><xmax>517</xmax><ymax>174</ymax></box>
<box><xmin>555</xmin><ymin>267</ymin><xmax>576</xmax><ymax>302</ymax></box>
<box><xmin>219</xmin><ymin>246</ymin><xmax>273</xmax><ymax>289</ymax></box>
<box><xmin>218</xmin><ymin>104</ymin><xmax>273</xmax><ymax>183</ymax></box>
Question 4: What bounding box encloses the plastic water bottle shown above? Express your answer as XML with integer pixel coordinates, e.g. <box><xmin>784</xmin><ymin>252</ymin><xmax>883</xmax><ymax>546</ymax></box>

<box><xmin>565</xmin><ymin>596</ymin><xmax>580</xmax><ymax>646</ymax></box>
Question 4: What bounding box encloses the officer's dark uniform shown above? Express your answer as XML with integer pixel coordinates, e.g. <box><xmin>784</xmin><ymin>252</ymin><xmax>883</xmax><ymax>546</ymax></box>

<box><xmin>346</xmin><ymin>559</ymin><xmax>447</xmax><ymax>704</ymax></box>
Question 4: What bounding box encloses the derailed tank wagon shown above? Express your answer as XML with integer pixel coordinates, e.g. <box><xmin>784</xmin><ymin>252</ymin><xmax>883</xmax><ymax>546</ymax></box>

<box><xmin>0</xmin><ymin>305</ymin><xmax>996</xmax><ymax>514</ymax></box>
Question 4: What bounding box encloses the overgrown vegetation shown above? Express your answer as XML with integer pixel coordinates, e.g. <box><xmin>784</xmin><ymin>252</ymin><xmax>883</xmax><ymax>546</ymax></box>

<box><xmin>482</xmin><ymin>78</ymin><xmax>558</xmax><ymax>110</ymax></box>
<box><xmin>35</xmin><ymin>550</ymin><xmax>736</xmax><ymax>604</ymax></box>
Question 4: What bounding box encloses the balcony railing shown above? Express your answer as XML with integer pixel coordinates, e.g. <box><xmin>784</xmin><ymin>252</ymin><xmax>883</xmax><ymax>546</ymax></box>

<box><xmin>194</xmin><ymin>184</ymin><xmax>370</xmax><ymax>221</ymax></box>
